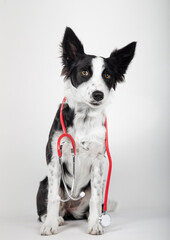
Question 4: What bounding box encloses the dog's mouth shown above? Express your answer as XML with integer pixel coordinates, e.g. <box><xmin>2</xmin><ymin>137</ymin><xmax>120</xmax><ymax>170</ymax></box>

<box><xmin>90</xmin><ymin>101</ymin><xmax>102</xmax><ymax>107</ymax></box>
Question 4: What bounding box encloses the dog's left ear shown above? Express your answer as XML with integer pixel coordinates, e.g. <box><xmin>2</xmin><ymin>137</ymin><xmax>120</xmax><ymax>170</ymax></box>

<box><xmin>109</xmin><ymin>42</ymin><xmax>137</xmax><ymax>88</ymax></box>
<box><xmin>61</xmin><ymin>27</ymin><xmax>84</xmax><ymax>77</ymax></box>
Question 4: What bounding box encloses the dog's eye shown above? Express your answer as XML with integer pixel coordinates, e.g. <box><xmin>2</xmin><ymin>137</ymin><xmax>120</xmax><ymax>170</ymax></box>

<box><xmin>81</xmin><ymin>70</ymin><xmax>89</xmax><ymax>76</ymax></box>
<box><xmin>105</xmin><ymin>73</ymin><xmax>111</xmax><ymax>79</ymax></box>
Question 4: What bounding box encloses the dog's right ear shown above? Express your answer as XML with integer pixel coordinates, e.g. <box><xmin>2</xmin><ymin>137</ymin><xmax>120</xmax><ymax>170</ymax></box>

<box><xmin>61</xmin><ymin>27</ymin><xmax>84</xmax><ymax>78</ymax></box>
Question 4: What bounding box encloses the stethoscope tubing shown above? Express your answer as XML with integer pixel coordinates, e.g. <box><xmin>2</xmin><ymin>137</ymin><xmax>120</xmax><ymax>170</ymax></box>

<box><xmin>57</xmin><ymin>97</ymin><xmax>112</xmax><ymax>211</ymax></box>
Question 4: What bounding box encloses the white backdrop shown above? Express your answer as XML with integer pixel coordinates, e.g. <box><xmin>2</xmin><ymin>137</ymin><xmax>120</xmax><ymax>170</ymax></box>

<box><xmin>0</xmin><ymin>0</ymin><xmax>170</xmax><ymax>221</ymax></box>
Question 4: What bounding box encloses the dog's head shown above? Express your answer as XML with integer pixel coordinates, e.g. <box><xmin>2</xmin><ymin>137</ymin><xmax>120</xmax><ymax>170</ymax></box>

<box><xmin>61</xmin><ymin>27</ymin><xmax>136</xmax><ymax>108</ymax></box>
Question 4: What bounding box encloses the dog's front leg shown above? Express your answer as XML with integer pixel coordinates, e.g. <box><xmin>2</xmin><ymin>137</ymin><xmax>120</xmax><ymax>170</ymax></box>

<box><xmin>88</xmin><ymin>154</ymin><xmax>104</xmax><ymax>235</ymax></box>
<box><xmin>40</xmin><ymin>158</ymin><xmax>61</xmax><ymax>235</ymax></box>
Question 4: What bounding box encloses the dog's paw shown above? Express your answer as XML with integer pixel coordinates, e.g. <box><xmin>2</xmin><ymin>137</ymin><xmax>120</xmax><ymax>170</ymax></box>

<box><xmin>88</xmin><ymin>223</ymin><xmax>104</xmax><ymax>235</ymax></box>
<box><xmin>58</xmin><ymin>216</ymin><xmax>64</xmax><ymax>226</ymax></box>
<box><xmin>40</xmin><ymin>221</ymin><xmax>58</xmax><ymax>235</ymax></box>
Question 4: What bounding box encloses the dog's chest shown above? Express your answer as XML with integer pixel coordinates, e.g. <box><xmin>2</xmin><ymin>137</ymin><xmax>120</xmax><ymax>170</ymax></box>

<box><xmin>70</xmin><ymin>109</ymin><xmax>106</xmax><ymax>152</ymax></box>
<box><xmin>62</xmin><ymin>109</ymin><xmax>106</xmax><ymax>192</ymax></box>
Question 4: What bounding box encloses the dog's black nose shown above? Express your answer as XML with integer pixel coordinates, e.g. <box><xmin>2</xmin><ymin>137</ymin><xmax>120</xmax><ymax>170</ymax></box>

<box><xmin>92</xmin><ymin>91</ymin><xmax>104</xmax><ymax>102</ymax></box>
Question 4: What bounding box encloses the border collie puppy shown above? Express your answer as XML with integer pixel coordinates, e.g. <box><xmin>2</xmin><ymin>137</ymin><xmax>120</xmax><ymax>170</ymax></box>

<box><xmin>36</xmin><ymin>27</ymin><xmax>136</xmax><ymax>235</ymax></box>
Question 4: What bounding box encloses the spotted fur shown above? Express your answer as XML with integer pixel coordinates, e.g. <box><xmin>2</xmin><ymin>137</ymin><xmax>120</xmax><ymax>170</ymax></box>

<box><xmin>36</xmin><ymin>27</ymin><xmax>136</xmax><ymax>235</ymax></box>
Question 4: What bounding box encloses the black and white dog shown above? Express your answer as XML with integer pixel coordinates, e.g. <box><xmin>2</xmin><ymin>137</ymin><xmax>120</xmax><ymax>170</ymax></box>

<box><xmin>36</xmin><ymin>27</ymin><xmax>136</xmax><ymax>235</ymax></box>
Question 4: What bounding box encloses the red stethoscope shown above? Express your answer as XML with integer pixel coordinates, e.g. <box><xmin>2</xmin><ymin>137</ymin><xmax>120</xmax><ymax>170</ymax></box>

<box><xmin>57</xmin><ymin>97</ymin><xmax>112</xmax><ymax>227</ymax></box>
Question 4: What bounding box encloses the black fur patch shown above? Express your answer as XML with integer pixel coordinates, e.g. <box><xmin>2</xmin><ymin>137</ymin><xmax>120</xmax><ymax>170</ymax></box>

<box><xmin>62</xmin><ymin>162</ymin><xmax>72</xmax><ymax>177</ymax></box>
<box><xmin>49</xmin><ymin>103</ymin><xmax>74</xmax><ymax>136</ymax></box>
<box><xmin>63</xmin><ymin>211</ymin><xmax>88</xmax><ymax>220</ymax></box>
<box><xmin>36</xmin><ymin>177</ymin><xmax>48</xmax><ymax>221</ymax></box>
<box><xmin>69</xmin><ymin>55</ymin><xmax>95</xmax><ymax>88</ymax></box>
<box><xmin>46</xmin><ymin>103</ymin><xmax>74</xmax><ymax>165</ymax></box>
<box><xmin>81</xmin><ymin>180</ymin><xmax>90</xmax><ymax>193</ymax></box>
<box><xmin>104</xmin><ymin>42</ymin><xmax>137</xmax><ymax>89</ymax></box>
<box><xmin>61</xmin><ymin>27</ymin><xmax>84</xmax><ymax>78</ymax></box>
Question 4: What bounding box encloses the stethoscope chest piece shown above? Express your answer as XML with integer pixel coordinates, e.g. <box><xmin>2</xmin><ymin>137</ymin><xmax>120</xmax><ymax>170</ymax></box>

<box><xmin>99</xmin><ymin>213</ymin><xmax>111</xmax><ymax>227</ymax></box>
